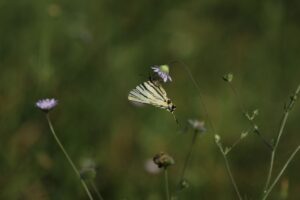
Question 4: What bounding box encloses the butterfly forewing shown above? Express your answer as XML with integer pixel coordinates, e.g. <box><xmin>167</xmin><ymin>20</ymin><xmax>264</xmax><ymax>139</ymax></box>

<box><xmin>143</xmin><ymin>81</ymin><xmax>168</xmax><ymax>102</ymax></box>
<box><xmin>128</xmin><ymin>81</ymin><xmax>171</xmax><ymax>111</ymax></box>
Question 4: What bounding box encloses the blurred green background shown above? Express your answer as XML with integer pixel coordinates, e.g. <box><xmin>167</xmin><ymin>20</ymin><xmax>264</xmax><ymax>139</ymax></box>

<box><xmin>0</xmin><ymin>0</ymin><xmax>300</xmax><ymax>199</ymax></box>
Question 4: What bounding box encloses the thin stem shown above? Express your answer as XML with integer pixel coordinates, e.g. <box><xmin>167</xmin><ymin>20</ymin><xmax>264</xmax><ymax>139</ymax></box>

<box><xmin>90</xmin><ymin>180</ymin><xmax>104</xmax><ymax>200</ymax></box>
<box><xmin>46</xmin><ymin>114</ymin><xmax>94</xmax><ymax>200</ymax></box>
<box><xmin>178</xmin><ymin>130</ymin><xmax>198</xmax><ymax>186</ymax></box>
<box><xmin>262</xmin><ymin>146</ymin><xmax>300</xmax><ymax>200</ymax></box>
<box><xmin>225</xmin><ymin>137</ymin><xmax>242</xmax><ymax>155</ymax></box>
<box><xmin>263</xmin><ymin>84</ymin><xmax>300</xmax><ymax>192</ymax></box>
<box><xmin>228</xmin><ymin>82</ymin><xmax>272</xmax><ymax>150</ymax></box>
<box><xmin>217</xmin><ymin>143</ymin><xmax>242</xmax><ymax>200</ymax></box>
<box><xmin>228</xmin><ymin>83</ymin><xmax>246</xmax><ymax>114</ymax></box>
<box><xmin>164</xmin><ymin>168</ymin><xmax>170</xmax><ymax>200</ymax></box>
<box><xmin>264</xmin><ymin>113</ymin><xmax>288</xmax><ymax>192</ymax></box>
<box><xmin>253</xmin><ymin>129</ymin><xmax>273</xmax><ymax>151</ymax></box>
<box><xmin>226</xmin><ymin>127</ymin><xmax>252</xmax><ymax>154</ymax></box>
<box><xmin>171</xmin><ymin>60</ymin><xmax>217</xmax><ymax>135</ymax></box>
<box><xmin>231</xmin><ymin>137</ymin><xmax>243</xmax><ymax>150</ymax></box>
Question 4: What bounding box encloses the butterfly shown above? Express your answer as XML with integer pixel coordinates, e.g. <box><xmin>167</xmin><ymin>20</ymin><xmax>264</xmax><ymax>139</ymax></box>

<box><xmin>128</xmin><ymin>80</ymin><xmax>177</xmax><ymax>122</ymax></box>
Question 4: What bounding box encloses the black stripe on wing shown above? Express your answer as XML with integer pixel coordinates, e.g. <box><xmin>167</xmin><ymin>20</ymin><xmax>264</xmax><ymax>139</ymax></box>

<box><xmin>145</xmin><ymin>81</ymin><xmax>168</xmax><ymax>102</ymax></box>
<box><xmin>128</xmin><ymin>81</ymin><xmax>171</xmax><ymax>111</ymax></box>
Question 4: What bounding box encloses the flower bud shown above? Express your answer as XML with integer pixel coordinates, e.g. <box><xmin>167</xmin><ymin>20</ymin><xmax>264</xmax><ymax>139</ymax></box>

<box><xmin>223</xmin><ymin>73</ymin><xmax>233</xmax><ymax>82</ymax></box>
<box><xmin>214</xmin><ymin>134</ymin><xmax>221</xmax><ymax>144</ymax></box>
<box><xmin>240</xmin><ymin>131</ymin><xmax>248</xmax><ymax>139</ymax></box>
<box><xmin>160</xmin><ymin>65</ymin><xmax>170</xmax><ymax>74</ymax></box>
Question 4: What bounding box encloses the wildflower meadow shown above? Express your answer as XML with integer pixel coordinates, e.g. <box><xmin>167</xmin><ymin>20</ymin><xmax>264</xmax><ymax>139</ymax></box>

<box><xmin>0</xmin><ymin>1</ymin><xmax>300</xmax><ymax>199</ymax></box>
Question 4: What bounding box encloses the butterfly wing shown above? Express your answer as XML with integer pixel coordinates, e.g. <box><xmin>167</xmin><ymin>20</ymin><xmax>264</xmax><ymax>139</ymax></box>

<box><xmin>128</xmin><ymin>81</ymin><xmax>170</xmax><ymax>110</ymax></box>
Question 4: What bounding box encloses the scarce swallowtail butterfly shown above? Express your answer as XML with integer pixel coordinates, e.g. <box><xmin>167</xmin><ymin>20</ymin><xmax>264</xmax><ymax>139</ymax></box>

<box><xmin>128</xmin><ymin>80</ymin><xmax>177</xmax><ymax>123</ymax></box>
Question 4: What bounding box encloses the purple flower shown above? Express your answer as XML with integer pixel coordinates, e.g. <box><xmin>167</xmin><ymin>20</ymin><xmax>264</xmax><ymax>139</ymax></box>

<box><xmin>151</xmin><ymin>64</ymin><xmax>172</xmax><ymax>82</ymax></box>
<box><xmin>36</xmin><ymin>98</ymin><xmax>58</xmax><ymax>112</ymax></box>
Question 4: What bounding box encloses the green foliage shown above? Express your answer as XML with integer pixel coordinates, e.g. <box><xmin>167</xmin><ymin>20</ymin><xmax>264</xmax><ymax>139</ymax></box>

<box><xmin>0</xmin><ymin>0</ymin><xmax>300</xmax><ymax>199</ymax></box>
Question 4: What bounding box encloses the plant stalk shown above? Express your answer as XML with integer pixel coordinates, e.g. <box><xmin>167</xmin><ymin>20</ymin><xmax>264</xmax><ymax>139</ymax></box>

<box><xmin>263</xmin><ymin>113</ymin><xmax>289</xmax><ymax>192</ymax></box>
<box><xmin>264</xmin><ymin>84</ymin><xmax>300</xmax><ymax>192</ymax></box>
<box><xmin>228</xmin><ymin>82</ymin><xmax>272</xmax><ymax>150</ymax></box>
<box><xmin>164</xmin><ymin>168</ymin><xmax>170</xmax><ymax>200</ymax></box>
<box><xmin>262</xmin><ymin>146</ymin><xmax>300</xmax><ymax>200</ymax></box>
<box><xmin>217</xmin><ymin>144</ymin><xmax>242</xmax><ymax>200</ymax></box>
<box><xmin>178</xmin><ymin>130</ymin><xmax>198</xmax><ymax>185</ymax></box>
<box><xmin>90</xmin><ymin>180</ymin><xmax>104</xmax><ymax>200</ymax></box>
<box><xmin>46</xmin><ymin>114</ymin><xmax>94</xmax><ymax>200</ymax></box>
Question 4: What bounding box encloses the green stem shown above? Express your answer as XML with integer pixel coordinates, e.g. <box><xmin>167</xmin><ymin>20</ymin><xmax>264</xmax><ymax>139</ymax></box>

<box><xmin>172</xmin><ymin>60</ymin><xmax>216</xmax><ymax>134</ymax></box>
<box><xmin>253</xmin><ymin>128</ymin><xmax>273</xmax><ymax>151</ymax></box>
<box><xmin>46</xmin><ymin>114</ymin><xmax>94</xmax><ymax>200</ymax></box>
<box><xmin>178</xmin><ymin>130</ymin><xmax>198</xmax><ymax>186</ymax></box>
<box><xmin>262</xmin><ymin>146</ymin><xmax>300</xmax><ymax>200</ymax></box>
<box><xmin>90</xmin><ymin>180</ymin><xmax>104</xmax><ymax>200</ymax></box>
<box><xmin>264</xmin><ymin>84</ymin><xmax>300</xmax><ymax>193</ymax></box>
<box><xmin>164</xmin><ymin>168</ymin><xmax>170</xmax><ymax>200</ymax></box>
<box><xmin>263</xmin><ymin>113</ymin><xmax>289</xmax><ymax>192</ymax></box>
<box><xmin>228</xmin><ymin>82</ymin><xmax>272</xmax><ymax>150</ymax></box>
<box><xmin>217</xmin><ymin>144</ymin><xmax>242</xmax><ymax>200</ymax></box>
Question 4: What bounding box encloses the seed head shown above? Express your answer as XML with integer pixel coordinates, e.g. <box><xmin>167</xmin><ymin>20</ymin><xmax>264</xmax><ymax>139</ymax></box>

<box><xmin>153</xmin><ymin>152</ymin><xmax>175</xmax><ymax>169</ymax></box>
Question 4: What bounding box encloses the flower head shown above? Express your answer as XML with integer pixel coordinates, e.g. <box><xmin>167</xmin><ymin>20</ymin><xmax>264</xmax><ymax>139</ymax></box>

<box><xmin>153</xmin><ymin>152</ymin><xmax>175</xmax><ymax>169</ymax></box>
<box><xmin>151</xmin><ymin>64</ymin><xmax>172</xmax><ymax>83</ymax></box>
<box><xmin>188</xmin><ymin>119</ymin><xmax>206</xmax><ymax>133</ymax></box>
<box><xmin>36</xmin><ymin>98</ymin><xmax>58</xmax><ymax>112</ymax></box>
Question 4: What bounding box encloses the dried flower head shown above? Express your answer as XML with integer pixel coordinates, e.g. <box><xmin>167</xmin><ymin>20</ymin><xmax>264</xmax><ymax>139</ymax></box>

<box><xmin>188</xmin><ymin>119</ymin><xmax>206</xmax><ymax>133</ymax></box>
<box><xmin>153</xmin><ymin>152</ymin><xmax>175</xmax><ymax>169</ymax></box>
<box><xmin>151</xmin><ymin>65</ymin><xmax>172</xmax><ymax>83</ymax></box>
<box><xmin>36</xmin><ymin>98</ymin><xmax>58</xmax><ymax>112</ymax></box>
